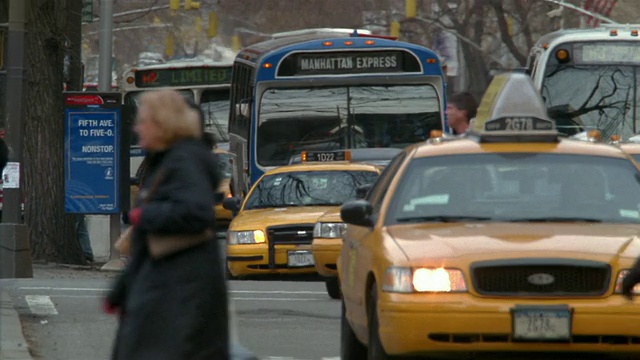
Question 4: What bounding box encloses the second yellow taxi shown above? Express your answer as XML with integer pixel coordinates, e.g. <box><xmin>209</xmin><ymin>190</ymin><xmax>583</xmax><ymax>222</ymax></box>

<box><xmin>223</xmin><ymin>151</ymin><xmax>381</xmax><ymax>278</ymax></box>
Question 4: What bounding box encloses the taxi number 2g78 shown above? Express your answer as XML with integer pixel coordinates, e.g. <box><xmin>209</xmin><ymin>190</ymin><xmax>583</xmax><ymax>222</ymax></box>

<box><xmin>504</xmin><ymin>117</ymin><xmax>534</xmax><ymax>131</ymax></box>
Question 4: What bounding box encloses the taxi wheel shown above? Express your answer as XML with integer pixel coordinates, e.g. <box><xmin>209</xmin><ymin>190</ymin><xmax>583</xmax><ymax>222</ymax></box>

<box><xmin>325</xmin><ymin>277</ymin><xmax>342</xmax><ymax>299</ymax></box>
<box><xmin>368</xmin><ymin>284</ymin><xmax>399</xmax><ymax>360</ymax></box>
<box><xmin>340</xmin><ymin>300</ymin><xmax>367</xmax><ymax>359</ymax></box>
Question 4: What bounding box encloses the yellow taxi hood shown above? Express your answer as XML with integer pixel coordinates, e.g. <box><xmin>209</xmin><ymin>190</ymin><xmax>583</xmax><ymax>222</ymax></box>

<box><xmin>231</xmin><ymin>206</ymin><xmax>338</xmax><ymax>229</ymax></box>
<box><xmin>386</xmin><ymin>223</ymin><xmax>640</xmax><ymax>264</ymax></box>
<box><xmin>317</xmin><ymin>208</ymin><xmax>342</xmax><ymax>223</ymax></box>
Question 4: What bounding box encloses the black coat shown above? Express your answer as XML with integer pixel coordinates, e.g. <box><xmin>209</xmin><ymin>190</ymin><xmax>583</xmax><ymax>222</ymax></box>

<box><xmin>110</xmin><ymin>139</ymin><xmax>229</xmax><ymax>360</ymax></box>
<box><xmin>0</xmin><ymin>137</ymin><xmax>8</xmax><ymax>172</ymax></box>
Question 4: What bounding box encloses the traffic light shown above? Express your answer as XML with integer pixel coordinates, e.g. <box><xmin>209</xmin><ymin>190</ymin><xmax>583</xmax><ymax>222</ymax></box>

<box><xmin>390</xmin><ymin>21</ymin><xmax>400</xmax><ymax>38</ymax></box>
<box><xmin>232</xmin><ymin>35</ymin><xmax>241</xmax><ymax>52</ymax></box>
<box><xmin>169</xmin><ymin>0</ymin><xmax>180</xmax><ymax>11</ymax></box>
<box><xmin>195</xmin><ymin>16</ymin><xmax>202</xmax><ymax>33</ymax></box>
<box><xmin>165</xmin><ymin>33</ymin><xmax>175</xmax><ymax>58</ymax></box>
<box><xmin>185</xmin><ymin>0</ymin><xmax>200</xmax><ymax>9</ymax></box>
<box><xmin>208</xmin><ymin>11</ymin><xmax>218</xmax><ymax>38</ymax></box>
<box><xmin>405</xmin><ymin>0</ymin><xmax>417</xmax><ymax>19</ymax></box>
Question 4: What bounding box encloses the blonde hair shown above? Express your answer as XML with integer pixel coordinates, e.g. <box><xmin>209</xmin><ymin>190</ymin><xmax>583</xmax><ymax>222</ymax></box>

<box><xmin>137</xmin><ymin>90</ymin><xmax>202</xmax><ymax>149</ymax></box>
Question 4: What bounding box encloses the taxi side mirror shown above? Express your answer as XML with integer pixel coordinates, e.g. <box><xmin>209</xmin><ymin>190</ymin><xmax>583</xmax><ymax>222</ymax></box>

<box><xmin>223</xmin><ymin>196</ymin><xmax>242</xmax><ymax>212</ymax></box>
<box><xmin>341</xmin><ymin>199</ymin><xmax>374</xmax><ymax>228</ymax></box>
<box><xmin>356</xmin><ymin>184</ymin><xmax>373</xmax><ymax>199</ymax></box>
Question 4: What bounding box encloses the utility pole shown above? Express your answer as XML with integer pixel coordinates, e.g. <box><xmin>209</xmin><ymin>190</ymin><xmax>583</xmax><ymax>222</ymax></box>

<box><xmin>97</xmin><ymin>0</ymin><xmax>123</xmax><ymax>272</ymax></box>
<box><xmin>0</xmin><ymin>0</ymin><xmax>31</xmax><ymax>278</ymax></box>
<box><xmin>66</xmin><ymin>0</ymin><xmax>83</xmax><ymax>91</ymax></box>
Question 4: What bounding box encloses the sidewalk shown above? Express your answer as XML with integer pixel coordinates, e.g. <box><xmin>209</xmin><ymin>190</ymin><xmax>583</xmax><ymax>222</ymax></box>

<box><xmin>0</xmin><ymin>290</ymin><xmax>33</xmax><ymax>360</ymax></box>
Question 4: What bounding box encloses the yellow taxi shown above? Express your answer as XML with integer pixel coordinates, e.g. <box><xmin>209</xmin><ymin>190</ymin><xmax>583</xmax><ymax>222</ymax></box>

<box><xmin>312</xmin><ymin>150</ymin><xmax>397</xmax><ymax>299</ymax></box>
<box><xmin>223</xmin><ymin>151</ymin><xmax>380</xmax><ymax>277</ymax></box>
<box><xmin>338</xmin><ymin>73</ymin><xmax>640</xmax><ymax>359</ymax></box>
<box><xmin>214</xmin><ymin>148</ymin><xmax>233</xmax><ymax>231</ymax></box>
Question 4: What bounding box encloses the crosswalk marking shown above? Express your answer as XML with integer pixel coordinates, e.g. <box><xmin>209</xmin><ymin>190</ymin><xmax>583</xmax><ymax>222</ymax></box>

<box><xmin>25</xmin><ymin>295</ymin><xmax>58</xmax><ymax>315</ymax></box>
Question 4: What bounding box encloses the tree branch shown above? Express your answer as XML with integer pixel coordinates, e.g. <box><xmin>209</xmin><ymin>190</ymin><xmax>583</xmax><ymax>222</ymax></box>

<box><xmin>490</xmin><ymin>0</ymin><xmax>527</xmax><ymax>66</ymax></box>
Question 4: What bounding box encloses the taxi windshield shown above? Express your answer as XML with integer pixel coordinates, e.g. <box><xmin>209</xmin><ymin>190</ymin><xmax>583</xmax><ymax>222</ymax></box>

<box><xmin>244</xmin><ymin>170</ymin><xmax>379</xmax><ymax>209</ymax></box>
<box><xmin>387</xmin><ymin>153</ymin><xmax>640</xmax><ymax>225</ymax></box>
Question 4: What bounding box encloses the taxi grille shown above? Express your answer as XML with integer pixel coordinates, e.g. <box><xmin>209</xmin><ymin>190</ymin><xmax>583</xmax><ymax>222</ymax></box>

<box><xmin>471</xmin><ymin>259</ymin><xmax>610</xmax><ymax>296</ymax></box>
<box><xmin>267</xmin><ymin>224</ymin><xmax>314</xmax><ymax>245</ymax></box>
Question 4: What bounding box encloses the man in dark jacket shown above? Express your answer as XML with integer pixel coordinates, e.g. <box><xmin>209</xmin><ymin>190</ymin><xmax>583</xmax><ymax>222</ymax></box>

<box><xmin>0</xmin><ymin>137</ymin><xmax>8</xmax><ymax>172</ymax></box>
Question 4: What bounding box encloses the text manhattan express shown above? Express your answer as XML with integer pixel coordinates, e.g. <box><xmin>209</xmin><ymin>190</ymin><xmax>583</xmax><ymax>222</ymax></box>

<box><xmin>299</xmin><ymin>55</ymin><xmax>398</xmax><ymax>70</ymax></box>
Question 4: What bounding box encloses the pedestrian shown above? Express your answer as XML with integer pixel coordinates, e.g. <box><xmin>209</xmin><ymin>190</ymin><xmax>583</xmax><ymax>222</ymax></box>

<box><xmin>76</xmin><ymin>215</ymin><xmax>94</xmax><ymax>263</ymax></box>
<box><xmin>105</xmin><ymin>89</ymin><xmax>229</xmax><ymax>360</ymax></box>
<box><xmin>0</xmin><ymin>136</ymin><xmax>7</xmax><ymax>173</ymax></box>
<box><xmin>446</xmin><ymin>91</ymin><xmax>478</xmax><ymax>135</ymax></box>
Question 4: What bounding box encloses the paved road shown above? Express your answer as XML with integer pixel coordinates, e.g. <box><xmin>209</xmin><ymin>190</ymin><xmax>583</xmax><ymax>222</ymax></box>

<box><xmin>1</xmin><ymin>264</ymin><xmax>340</xmax><ymax>360</ymax></box>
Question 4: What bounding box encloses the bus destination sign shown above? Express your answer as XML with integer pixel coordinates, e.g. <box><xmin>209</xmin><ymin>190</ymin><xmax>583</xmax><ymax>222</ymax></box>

<box><xmin>135</xmin><ymin>66</ymin><xmax>232</xmax><ymax>88</ymax></box>
<box><xmin>577</xmin><ymin>43</ymin><xmax>640</xmax><ymax>64</ymax></box>
<box><xmin>279</xmin><ymin>51</ymin><xmax>415</xmax><ymax>76</ymax></box>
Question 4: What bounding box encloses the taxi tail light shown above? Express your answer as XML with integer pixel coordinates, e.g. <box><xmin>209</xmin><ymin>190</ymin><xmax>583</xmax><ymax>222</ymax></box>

<box><xmin>615</xmin><ymin>270</ymin><xmax>640</xmax><ymax>295</ymax></box>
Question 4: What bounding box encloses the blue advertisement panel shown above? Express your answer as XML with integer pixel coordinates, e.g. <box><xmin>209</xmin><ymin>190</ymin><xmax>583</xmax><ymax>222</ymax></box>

<box><xmin>64</xmin><ymin>93</ymin><xmax>121</xmax><ymax>213</ymax></box>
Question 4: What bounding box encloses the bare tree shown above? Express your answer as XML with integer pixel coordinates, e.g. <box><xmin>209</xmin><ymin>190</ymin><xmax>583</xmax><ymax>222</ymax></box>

<box><xmin>25</xmin><ymin>0</ymin><xmax>83</xmax><ymax>263</ymax></box>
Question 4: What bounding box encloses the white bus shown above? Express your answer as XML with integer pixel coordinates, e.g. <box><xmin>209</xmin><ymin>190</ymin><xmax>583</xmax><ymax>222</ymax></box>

<box><xmin>119</xmin><ymin>59</ymin><xmax>233</xmax><ymax>176</ymax></box>
<box><xmin>527</xmin><ymin>24</ymin><xmax>640</xmax><ymax>140</ymax></box>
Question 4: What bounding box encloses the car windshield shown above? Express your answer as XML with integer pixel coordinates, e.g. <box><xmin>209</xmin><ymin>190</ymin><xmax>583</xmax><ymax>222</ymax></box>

<box><xmin>387</xmin><ymin>153</ymin><xmax>640</xmax><ymax>225</ymax></box>
<box><xmin>244</xmin><ymin>170</ymin><xmax>379</xmax><ymax>210</ymax></box>
<box><xmin>257</xmin><ymin>84</ymin><xmax>441</xmax><ymax>166</ymax></box>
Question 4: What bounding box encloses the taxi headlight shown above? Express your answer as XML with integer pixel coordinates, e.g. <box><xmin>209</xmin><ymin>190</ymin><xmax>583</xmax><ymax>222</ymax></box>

<box><xmin>382</xmin><ymin>267</ymin><xmax>468</xmax><ymax>293</ymax></box>
<box><xmin>313</xmin><ymin>222</ymin><xmax>347</xmax><ymax>238</ymax></box>
<box><xmin>227</xmin><ymin>230</ymin><xmax>266</xmax><ymax>245</ymax></box>
<box><xmin>615</xmin><ymin>270</ymin><xmax>640</xmax><ymax>294</ymax></box>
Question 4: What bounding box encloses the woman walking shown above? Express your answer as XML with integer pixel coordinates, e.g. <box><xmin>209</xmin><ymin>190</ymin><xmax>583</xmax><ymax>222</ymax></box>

<box><xmin>106</xmin><ymin>89</ymin><xmax>229</xmax><ymax>359</ymax></box>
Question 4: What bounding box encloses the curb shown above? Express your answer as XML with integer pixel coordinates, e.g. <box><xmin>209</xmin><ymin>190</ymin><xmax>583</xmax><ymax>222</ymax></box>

<box><xmin>0</xmin><ymin>290</ymin><xmax>34</xmax><ymax>360</ymax></box>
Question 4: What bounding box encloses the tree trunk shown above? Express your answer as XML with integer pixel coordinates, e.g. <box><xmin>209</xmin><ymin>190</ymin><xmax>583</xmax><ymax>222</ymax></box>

<box><xmin>25</xmin><ymin>0</ymin><xmax>82</xmax><ymax>264</ymax></box>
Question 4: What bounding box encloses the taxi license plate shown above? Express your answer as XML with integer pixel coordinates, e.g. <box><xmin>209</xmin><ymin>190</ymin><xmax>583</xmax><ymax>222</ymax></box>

<box><xmin>511</xmin><ymin>305</ymin><xmax>571</xmax><ymax>341</ymax></box>
<box><xmin>287</xmin><ymin>251</ymin><xmax>314</xmax><ymax>267</ymax></box>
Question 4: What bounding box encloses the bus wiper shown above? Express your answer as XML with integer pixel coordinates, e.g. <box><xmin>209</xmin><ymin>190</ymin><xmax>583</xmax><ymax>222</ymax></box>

<box><xmin>504</xmin><ymin>217</ymin><xmax>602</xmax><ymax>223</ymax></box>
<box><xmin>395</xmin><ymin>215</ymin><xmax>494</xmax><ymax>223</ymax></box>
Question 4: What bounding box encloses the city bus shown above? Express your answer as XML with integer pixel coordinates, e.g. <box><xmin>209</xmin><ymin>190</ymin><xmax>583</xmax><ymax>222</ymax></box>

<box><xmin>527</xmin><ymin>24</ymin><xmax>640</xmax><ymax>140</ymax></box>
<box><xmin>228</xmin><ymin>29</ymin><xmax>448</xmax><ymax>196</ymax></box>
<box><xmin>120</xmin><ymin>59</ymin><xmax>233</xmax><ymax>176</ymax></box>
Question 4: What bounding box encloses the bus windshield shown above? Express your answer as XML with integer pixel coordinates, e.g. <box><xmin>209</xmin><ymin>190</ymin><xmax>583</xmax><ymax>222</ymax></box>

<box><xmin>257</xmin><ymin>84</ymin><xmax>440</xmax><ymax>166</ymax></box>
<box><xmin>201</xmin><ymin>89</ymin><xmax>230</xmax><ymax>143</ymax></box>
<box><xmin>541</xmin><ymin>64</ymin><xmax>639</xmax><ymax>139</ymax></box>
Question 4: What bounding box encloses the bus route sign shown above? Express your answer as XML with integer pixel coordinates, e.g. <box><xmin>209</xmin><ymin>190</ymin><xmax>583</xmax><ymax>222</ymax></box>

<box><xmin>63</xmin><ymin>92</ymin><xmax>123</xmax><ymax>214</ymax></box>
<box><xmin>134</xmin><ymin>66</ymin><xmax>232</xmax><ymax>88</ymax></box>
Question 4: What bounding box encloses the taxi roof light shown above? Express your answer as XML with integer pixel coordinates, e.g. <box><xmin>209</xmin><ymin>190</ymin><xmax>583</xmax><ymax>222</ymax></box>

<box><xmin>610</xmin><ymin>29</ymin><xmax>618</xmax><ymax>36</ymax></box>
<box><xmin>611</xmin><ymin>134</ymin><xmax>622</xmax><ymax>142</ymax></box>
<box><xmin>430</xmin><ymin>130</ymin><xmax>443</xmax><ymax>139</ymax></box>
<box><xmin>632</xmin><ymin>30</ymin><xmax>639</xmax><ymax>36</ymax></box>
<box><xmin>468</xmin><ymin>73</ymin><xmax>559</xmax><ymax>144</ymax></box>
<box><xmin>300</xmin><ymin>150</ymin><xmax>351</xmax><ymax>162</ymax></box>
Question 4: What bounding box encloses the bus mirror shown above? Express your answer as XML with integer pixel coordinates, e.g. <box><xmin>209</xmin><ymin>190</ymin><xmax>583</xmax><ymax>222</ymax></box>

<box><xmin>235</xmin><ymin>101</ymin><xmax>251</xmax><ymax>118</ymax></box>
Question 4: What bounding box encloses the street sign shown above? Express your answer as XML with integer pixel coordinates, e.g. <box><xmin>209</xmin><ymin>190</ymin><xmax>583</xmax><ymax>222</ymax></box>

<box><xmin>82</xmin><ymin>0</ymin><xmax>93</xmax><ymax>24</ymax></box>
<box><xmin>63</xmin><ymin>92</ymin><xmax>122</xmax><ymax>214</ymax></box>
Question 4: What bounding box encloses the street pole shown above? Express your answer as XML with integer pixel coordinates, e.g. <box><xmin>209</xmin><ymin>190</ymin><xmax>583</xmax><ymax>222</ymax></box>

<box><xmin>96</xmin><ymin>0</ymin><xmax>123</xmax><ymax>271</ymax></box>
<box><xmin>0</xmin><ymin>0</ymin><xmax>31</xmax><ymax>278</ymax></box>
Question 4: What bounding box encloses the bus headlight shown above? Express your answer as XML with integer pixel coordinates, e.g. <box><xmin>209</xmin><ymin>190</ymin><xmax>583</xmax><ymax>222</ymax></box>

<box><xmin>615</xmin><ymin>270</ymin><xmax>640</xmax><ymax>294</ymax></box>
<box><xmin>228</xmin><ymin>230</ymin><xmax>266</xmax><ymax>245</ymax></box>
<box><xmin>382</xmin><ymin>267</ymin><xmax>468</xmax><ymax>293</ymax></box>
<box><xmin>313</xmin><ymin>222</ymin><xmax>347</xmax><ymax>238</ymax></box>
